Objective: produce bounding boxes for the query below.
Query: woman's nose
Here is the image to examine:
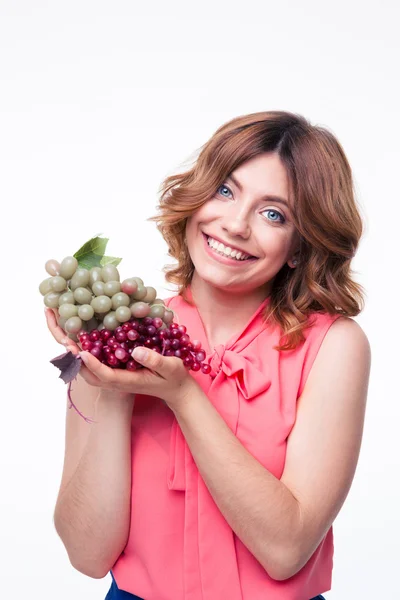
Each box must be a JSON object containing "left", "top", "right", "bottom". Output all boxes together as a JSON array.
[{"left": 222, "top": 209, "right": 251, "bottom": 239}]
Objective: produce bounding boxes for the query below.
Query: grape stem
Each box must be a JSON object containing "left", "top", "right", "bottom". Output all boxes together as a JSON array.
[{"left": 67, "top": 380, "right": 96, "bottom": 424}]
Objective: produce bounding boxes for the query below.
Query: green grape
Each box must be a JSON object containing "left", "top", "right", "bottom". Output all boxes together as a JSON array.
[
  {"left": 149, "top": 304, "right": 165, "bottom": 319},
  {"left": 91, "top": 295, "right": 112, "bottom": 313},
  {"left": 89, "top": 267, "right": 103, "bottom": 285},
  {"left": 97, "top": 322, "right": 106, "bottom": 331},
  {"left": 132, "top": 277, "right": 144, "bottom": 286},
  {"left": 45, "top": 259, "right": 60, "bottom": 276},
  {"left": 152, "top": 298, "right": 165, "bottom": 306},
  {"left": 163, "top": 308, "right": 174, "bottom": 324},
  {"left": 104, "top": 280, "right": 121, "bottom": 297},
  {"left": 70, "top": 268, "right": 90, "bottom": 290},
  {"left": 132, "top": 285, "right": 147, "bottom": 300},
  {"left": 92, "top": 281, "right": 105, "bottom": 296},
  {"left": 143, "top": 286, "right": 157, "bottom": 304},
  {"left": 58, "top": 291, "right": 75, "bottom": 306},
  {"left": 39, "top": 277, "right": 53, "bottom": 296},
  {"left": 65, "top": 316, "right": 82, "bottom": 334},
  {"left": 115, "top": 306, "right": 132, "bottom": 323},
  {"left": 74, "top": 287, "right": 93, "bottom": 305},
  {"left": 78, "top": 304, "right": 95, "bottom": 321},
  {"left": 101, "top": 264, "right": 120, "bottom": 283},
  {"left": 58, "top": 316, "right": 67, "bottom": 330},
  {"left": 59, "top": 256, "right": 78, "bottom": 280},
  {"left": 103, "top": 311, "right": 119, "bottom": 330},
  {"left": 111, "top": 292, "right": 130, "bottom": 309},
  {"left": 59, "top": 303, "right": 79, "bottom": 319},
  {"left": 130, "top": 302, "right": 151, "bottom": 318},
  {"left": 50, "top": 276, "right": 67, "bottom": 293},
  {"left": 44, "top": 292, "right": 61, "bottom": 308}
]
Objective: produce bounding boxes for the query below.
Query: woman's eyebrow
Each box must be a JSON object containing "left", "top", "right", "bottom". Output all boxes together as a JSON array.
[{"left": 227, "top": 174, "right": 290, "bottom": 209}]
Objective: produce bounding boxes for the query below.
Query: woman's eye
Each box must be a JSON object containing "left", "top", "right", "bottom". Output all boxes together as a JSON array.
[
  {"left": 262, "top": 209, "right": 286, "bottom": 224},
  {"left": 217, "top": 184, "right": 233, "bottom": 198}
]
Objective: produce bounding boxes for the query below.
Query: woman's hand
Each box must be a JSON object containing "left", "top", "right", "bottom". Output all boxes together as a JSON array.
[
  {"left": 45, "top": 307, "right": 80, "bottom": 355},
  {"left": 78, "top": 346, "right": 197, "bottom": 409},
  {"left": 45, "top": 308, "right": 134, "bottom": 406}
]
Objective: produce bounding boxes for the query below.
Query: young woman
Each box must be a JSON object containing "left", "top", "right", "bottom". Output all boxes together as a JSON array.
[{"left": 46, "top": 110, "right": 371, "bottom": 600}]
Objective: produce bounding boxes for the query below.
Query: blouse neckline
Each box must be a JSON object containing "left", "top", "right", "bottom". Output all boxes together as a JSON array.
[{"left": 182, "top": 284, "right": 271, "bottom": 356}]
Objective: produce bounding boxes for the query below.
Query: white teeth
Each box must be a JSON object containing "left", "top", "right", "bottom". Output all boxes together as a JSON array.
[{"left": 206, "top": 236, "right": 251, "bottom": 260}]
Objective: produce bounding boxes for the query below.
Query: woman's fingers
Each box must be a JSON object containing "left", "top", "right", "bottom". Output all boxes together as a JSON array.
[
  {"left": 44, "top": 308, "right": 64, "bottom": 342},
  {"left": 64, "top": 341, "right": 80, "bottom": 355},
  {"left": 78, "top": 364, "right": 103, "bottom": 387},
  {"left": 44, "top": 308, "right": 80, "bottom": 353}
]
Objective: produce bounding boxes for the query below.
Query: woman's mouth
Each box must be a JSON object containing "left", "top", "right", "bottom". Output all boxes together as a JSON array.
[{"left": 202, "top": 233, "right": 258, "bottom": 266}]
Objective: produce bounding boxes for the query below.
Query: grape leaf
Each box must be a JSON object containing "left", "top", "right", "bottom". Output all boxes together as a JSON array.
[
  {"left": 73, "top": 235, "right": 122, "bottom": 269},
  {"left": 50, "top": 351, "right": 82, "bottom": 384},
  {"left": 74, "top": 235, "right": 108, "bottom": 259},
  {"left": 101, "top": 255, "right": 122, "bottom": 267}
]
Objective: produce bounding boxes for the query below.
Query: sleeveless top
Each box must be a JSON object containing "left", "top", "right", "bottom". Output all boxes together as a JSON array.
[{"left": 111, "top": 287, "right": 342, "bottom": 600}]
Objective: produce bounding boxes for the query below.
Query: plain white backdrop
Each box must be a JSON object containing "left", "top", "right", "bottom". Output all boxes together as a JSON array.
[{"left": 0, "top": 1, "right": 399, "bottom": 598}]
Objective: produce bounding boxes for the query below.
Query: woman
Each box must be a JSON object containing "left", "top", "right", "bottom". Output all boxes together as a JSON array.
[{"left": 46, "top": 110, "right": 371, "bottom": 600}]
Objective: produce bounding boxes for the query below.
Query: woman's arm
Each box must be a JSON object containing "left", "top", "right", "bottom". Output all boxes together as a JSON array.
[
  {"left": 172, "top": 317, "right": 371, "bottom": 581},
  {"left": 54, "top": 376, "right": 135, "bottom": 579}
]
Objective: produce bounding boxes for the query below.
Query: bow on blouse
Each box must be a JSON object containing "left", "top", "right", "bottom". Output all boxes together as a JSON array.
[{"left": 208, "top": 343, "right": 272, "bottom": 398}]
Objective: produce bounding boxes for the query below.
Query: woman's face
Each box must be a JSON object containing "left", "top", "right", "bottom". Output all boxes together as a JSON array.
[{"left": 185, "top": 152, "right": 300, "bottom": 296}]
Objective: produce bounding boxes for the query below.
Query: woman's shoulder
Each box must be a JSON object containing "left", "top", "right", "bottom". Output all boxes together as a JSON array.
[
  {"left": 304, "top": 311, "right": 368, "bottom": 344},
  {"left": 314, "top": 314, "right": 370, "bottom": 355}
]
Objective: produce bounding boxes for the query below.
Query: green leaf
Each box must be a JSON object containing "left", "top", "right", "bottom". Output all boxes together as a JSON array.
[
  {"left": 100, "top": 255, "right": 122, "bottom": 267},
  {"left": 75, "top": 253, "right": 104, "bottom": 269},
  {"left": 74, "top": 235, "right": 108, "bottom": 260},
  {"left": 73, "top": 235, "right": 122, "bottom": 270}
]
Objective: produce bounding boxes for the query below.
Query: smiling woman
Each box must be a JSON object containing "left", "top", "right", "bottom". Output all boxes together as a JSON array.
[
  {"left": 150, "top": 110, "right": 364, "bottom": 351},
  {"left": 49, "top": 111, "right": 370, "bottom": 600}
]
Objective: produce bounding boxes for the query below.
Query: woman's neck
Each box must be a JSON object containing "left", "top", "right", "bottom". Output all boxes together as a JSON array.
[{"left": 189, "top": 274, "right": 271, "bottom": 350}]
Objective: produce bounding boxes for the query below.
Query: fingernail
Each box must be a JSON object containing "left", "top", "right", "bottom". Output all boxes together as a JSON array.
[
  {"left": 61, "top": 338, "right": 68, "bottom": 346},
  {"left": 132, "top": 347, "right": 147, "bottom": 361}
]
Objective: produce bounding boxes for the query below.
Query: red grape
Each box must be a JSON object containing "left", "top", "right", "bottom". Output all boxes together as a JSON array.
[{"left": 74, "top": 314, "right": 210, "bottom": 376}]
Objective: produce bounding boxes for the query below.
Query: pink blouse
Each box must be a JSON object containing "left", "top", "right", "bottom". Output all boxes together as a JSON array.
[{"left": 111, "top": 287, "right": 341, "bottom": 599}]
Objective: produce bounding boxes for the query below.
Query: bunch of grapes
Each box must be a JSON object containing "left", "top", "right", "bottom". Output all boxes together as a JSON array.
[{"left": 40, "top": 256, "right": 211, "bottom": 374}]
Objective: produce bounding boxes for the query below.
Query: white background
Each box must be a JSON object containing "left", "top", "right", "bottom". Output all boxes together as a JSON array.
[{"left": 0, "top": 1, "right": 399, "bottom": 598}]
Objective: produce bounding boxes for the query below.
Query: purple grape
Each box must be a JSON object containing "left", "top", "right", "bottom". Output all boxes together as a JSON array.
[
  {"left": 90, "top": 346, "right": 103, "bottom": 359},
  {"left": 115, "top": 330, "right": 128, "bottom": 342}
]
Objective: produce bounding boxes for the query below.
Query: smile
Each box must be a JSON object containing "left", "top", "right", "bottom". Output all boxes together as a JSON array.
[{"left": 202, "top": 233, "right": 258, "bottom": 265}]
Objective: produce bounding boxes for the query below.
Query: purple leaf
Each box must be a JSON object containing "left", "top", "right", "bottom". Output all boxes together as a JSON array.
[
  {"left": 50, "top": 351, "right": 82, "bottom": 384},
  {"left": 50, "top": 351, "right": 95, "bottom": 423}
]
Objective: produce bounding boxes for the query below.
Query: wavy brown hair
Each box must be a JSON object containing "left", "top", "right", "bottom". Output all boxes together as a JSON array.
[{"left": 148, "top": 110, "right": 366, "bottom": 351}]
